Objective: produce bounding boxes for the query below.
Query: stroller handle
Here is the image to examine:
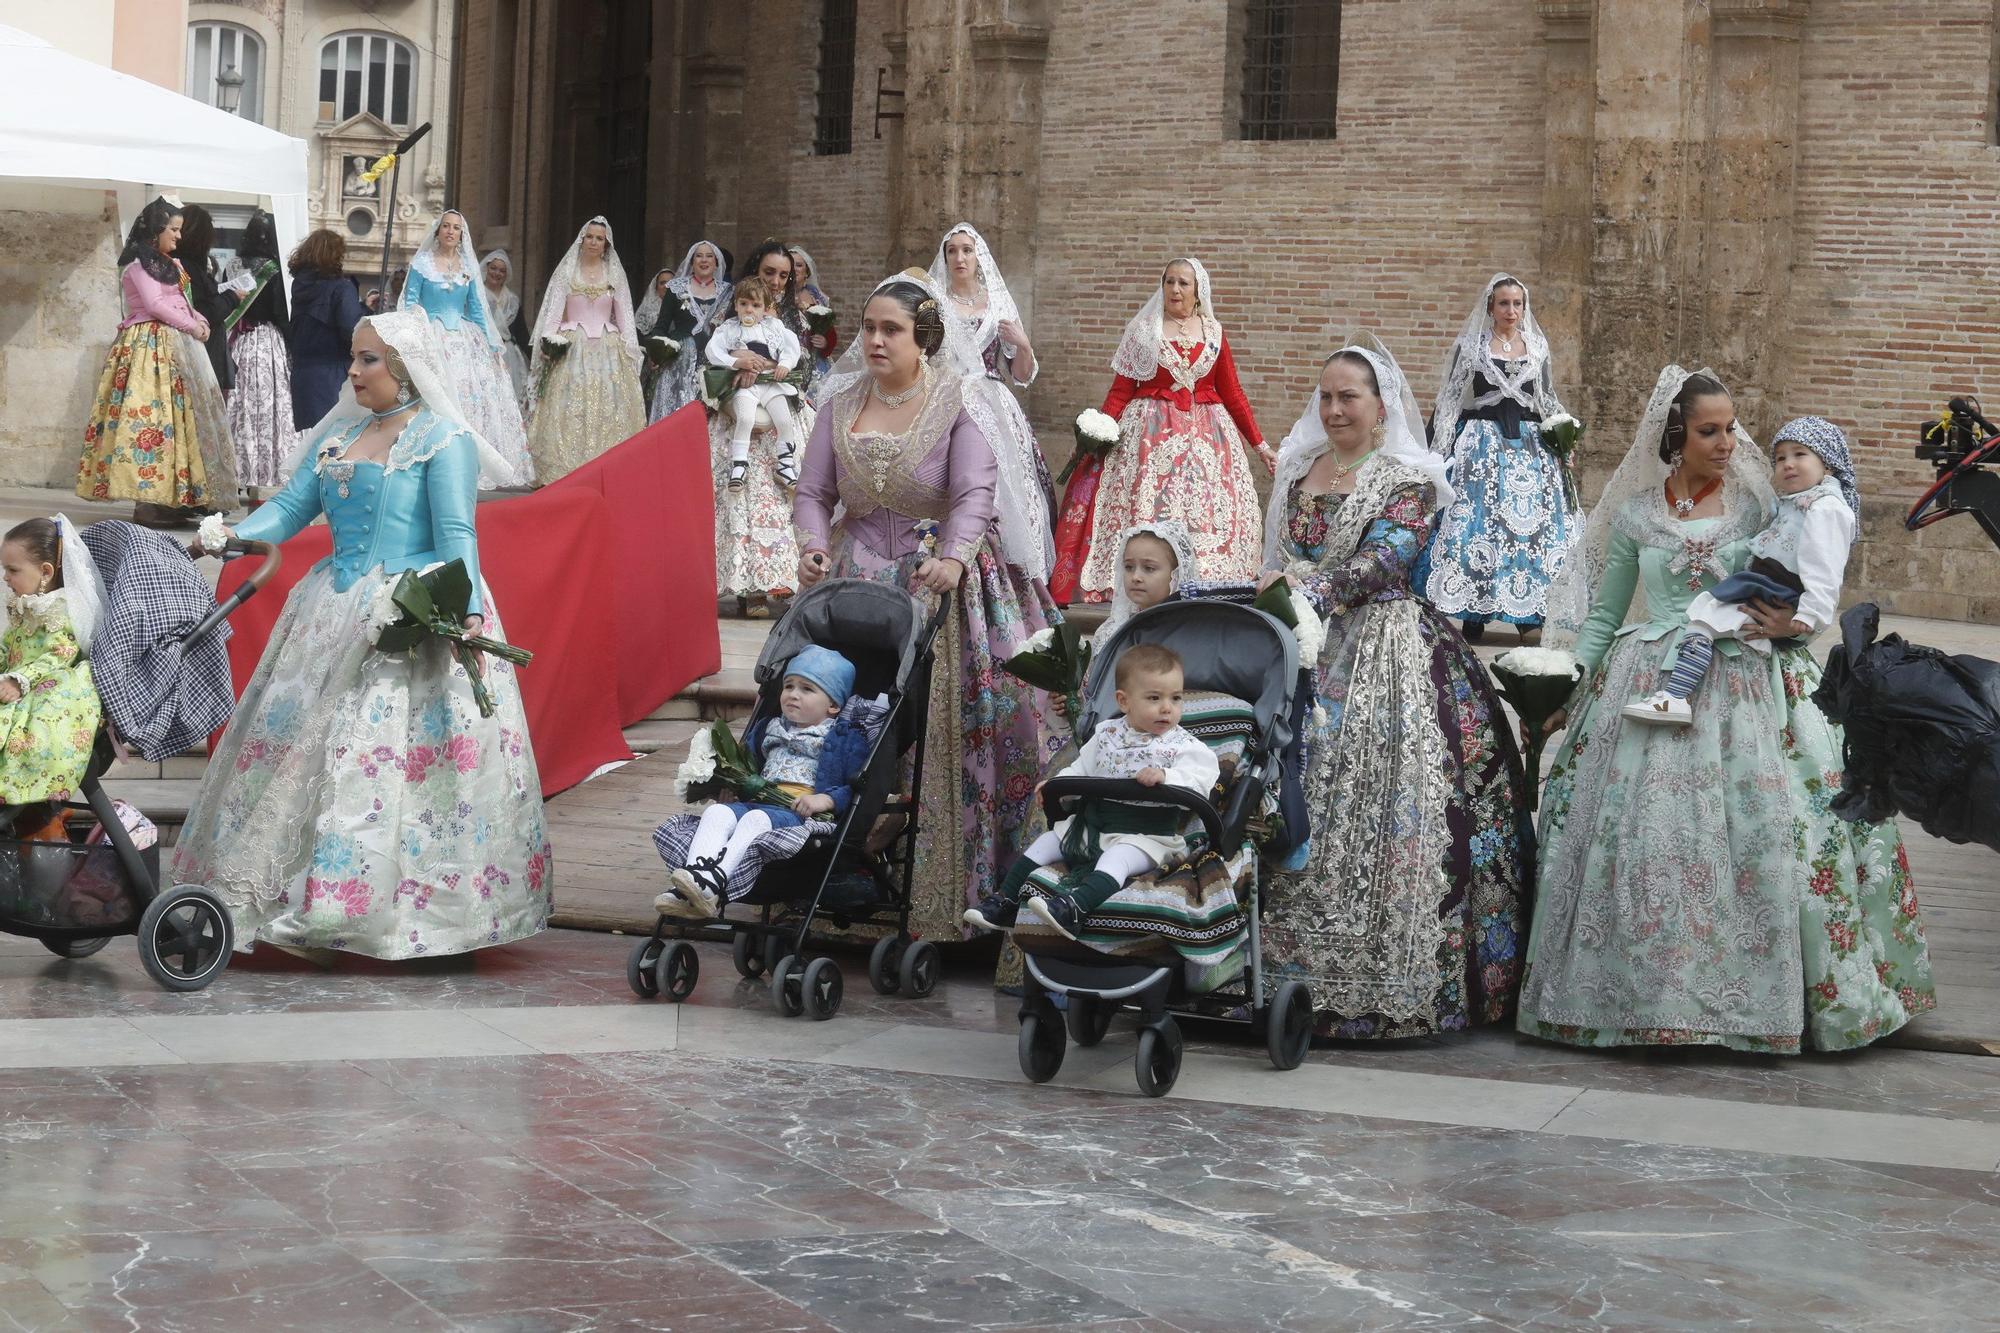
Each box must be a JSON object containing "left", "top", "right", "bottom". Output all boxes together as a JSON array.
[
  {"left": 183, "top": 539, "right": 283, "bottom": 645},
  {"left": 1039, "top": 776, "right": 1227, "bottom": 854}
]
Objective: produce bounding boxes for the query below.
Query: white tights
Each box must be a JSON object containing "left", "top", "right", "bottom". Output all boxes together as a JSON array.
[
  {"left": 728, "top": 388, "right": 799, "bottom": 461},
  {"left": 685, "top": 805, "right": 774, "bottom": 879},
  {"left": 1020, "top": 830, "right": 1157, "bottom": 890}
]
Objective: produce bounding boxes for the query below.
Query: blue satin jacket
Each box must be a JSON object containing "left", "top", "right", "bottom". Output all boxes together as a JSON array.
[
  {"left": 234, "top": 407, "right": 486, "bottom": 614},
  {"left": 404, "top": 268, "right": 490, "bottom": 338}
]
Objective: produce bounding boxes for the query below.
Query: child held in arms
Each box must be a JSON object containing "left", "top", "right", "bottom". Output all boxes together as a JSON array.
[
  {"left": 657, "top": 646, "right": 870, "bottom": 918},
  {"left": 706, "top": 279, "right": 805, "bottom": 490},
  {"left": 967, "top": 642, "right": 1218, "bottom": 940},
  {"left": 1626, "top": 416, "right": 1858, "bottom": 727}
]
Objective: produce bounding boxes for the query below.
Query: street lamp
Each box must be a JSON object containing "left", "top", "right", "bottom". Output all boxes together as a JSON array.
[{"left": 215, "top": 61, "right": 245, "bottom": 116}]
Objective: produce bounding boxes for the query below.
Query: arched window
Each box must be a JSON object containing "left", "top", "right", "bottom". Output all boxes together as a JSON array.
[
  {"left": 186, "top": 21, "right": 264, "bottom": 122},
  {"left": 319, "top": 31, "right": 417, "bottom": 127}
]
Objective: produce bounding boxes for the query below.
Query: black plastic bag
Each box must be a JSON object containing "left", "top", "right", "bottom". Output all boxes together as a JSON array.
[{"left": 1811, "top": 603, "right": 2000, "bottom": 851}]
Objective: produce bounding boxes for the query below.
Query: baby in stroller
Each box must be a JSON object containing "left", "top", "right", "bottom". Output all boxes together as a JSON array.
[
  {"left": 0, "top": 517, "right": 104, "bottom": 838},
  {"left": 656, "top": 645, "right": 870, "bottom": 918},
  {"left": 967, "top": 643, "right": 1218, "bottom": 939}
]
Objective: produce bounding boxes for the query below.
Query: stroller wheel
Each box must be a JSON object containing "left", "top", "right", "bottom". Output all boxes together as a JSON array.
[
  {"left": 898, "top": 939, "right": 940, "bottom": 999},
  {"left": 770, "top": 954, "right": 804, "bottom": 1017},
  {"left": 1265, "top": 980, "right": 1314, "bottom": 1071},
  {"left": 867, "top": 935, "right": 904, "bottom": 995},
  {"left": 655, "top": 941, "right": 700, "bottom": 1002},
  {"left": 1134, "top": 1019, "right": 1183, "bottom": 1098},
  {"left": 801, "top": 956, "right": 844, "bottom": 1021},
  {"left": 1065, "top": 994, "right": 1114, "bottom": 1048},
  {"left": 1018, "top": 1011, "right": 1066, "bottom": 1083},
  {"left": 762, "top": 932, "right": 788, "bottom": 974},
  {"left": 137, "top": 885, "right": 234, "bottom": 992},
  {"left": 627, "top": 937, "right": 665, "bottom": 998},
  {"left": 43, "top": 936, "right": 111, "bottom": 959},
  {"left": 732, "top": 931, "right": 767, "bottom": 979}
]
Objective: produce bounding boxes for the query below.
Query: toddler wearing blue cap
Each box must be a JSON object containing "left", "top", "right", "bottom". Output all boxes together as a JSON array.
[{"left": 659, "top": 645, "right": 870, "bottom": 917}]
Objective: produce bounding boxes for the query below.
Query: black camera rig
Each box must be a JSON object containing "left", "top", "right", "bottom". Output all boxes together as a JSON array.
[{"left": 1910, "top": 396, "right": 2000, "bottom": 548}]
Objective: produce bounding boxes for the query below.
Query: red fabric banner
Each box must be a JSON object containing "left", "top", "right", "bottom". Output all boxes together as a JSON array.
[{"left": 546, "top": 403, "right": 720, "bottom": 724}]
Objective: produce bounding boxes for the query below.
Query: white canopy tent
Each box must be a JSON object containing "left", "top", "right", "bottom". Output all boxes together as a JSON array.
[{"left": 0, "top": 23, "right": 309, "bottom": 293}]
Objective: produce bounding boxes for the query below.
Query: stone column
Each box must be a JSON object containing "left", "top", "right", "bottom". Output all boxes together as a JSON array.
[
  {"left": 1701, "top": 0, "right": 1809, "bottom": 440},
  {"left": 1536, "top": 2, "right": 1594, "bottom": 443}
]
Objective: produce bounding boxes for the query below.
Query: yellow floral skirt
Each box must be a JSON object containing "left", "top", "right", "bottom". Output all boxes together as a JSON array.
[{"left": 76, "top": 321, "right": 212, "bottom": 508}]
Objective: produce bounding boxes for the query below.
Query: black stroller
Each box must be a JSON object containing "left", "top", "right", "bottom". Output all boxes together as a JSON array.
[
  {"left": 1009, "top": 599, "right": 1313, "bottom": 1097},
  {"left": 629, "top": 578, "right": 949, "bottom": 1020},
  {"left": 0, "top": 525, "right": 279, "bottom": 991}
]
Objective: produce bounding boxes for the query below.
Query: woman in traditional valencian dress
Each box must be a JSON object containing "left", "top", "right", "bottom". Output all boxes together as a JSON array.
[
  {"left": 402, "top": 209, "right": 532, "bottom": 487},
  {"left": 176, "top": 311, "right": 550, "bottom": 960},
  {"left": 1050, "top": 258, "right": 1270, "bottom": 604},
  {"left": 480, "top": 249, "right": 532, "bottom": 406},
  {"left": 1423, "top": 274, "right": 1579, "bottom": 642},
  {"left": 646, "top": 240, "right": 733, "bottom": 423},
  {"left": 1519, "top": 367, "right": 1933, "bottom": 1052},
  {"left": 223, "top": 209, "right": 295, "bottom": 494},
  {"left": 1261, "top": 340, "right": 1534, "bottom": 1038},
  {"left": 78, "top": 196, "right": 230, "bottom": 527},
  {"left": 929, "top": 222, "right": 1056, "bottom": 584},
  {"left": 794, "top": 271, "right": 1055, "bottom": 936},
  {"left": 525, "top": 216, "right": 646, "bottom": 482}
]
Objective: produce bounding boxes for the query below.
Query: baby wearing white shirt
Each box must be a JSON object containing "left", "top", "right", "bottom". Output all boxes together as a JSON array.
[
  {"left": 707, "top": 283, "right": 804, "bottom": 487},
  {"left": 965, "top": 643, "right": 1221, "bottom": 940},
  {"left": 1627, "top": 416, "right": 1859, "bottom": 727}
]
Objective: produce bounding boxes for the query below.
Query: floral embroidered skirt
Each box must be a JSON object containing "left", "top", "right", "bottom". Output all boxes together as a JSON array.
[
  {"left": 170, "top": 565, "right": 552, "bottom": 959},
  {"left": 1052, "top": 400, "right": 1262, "bottom": 604},
  {"left": 1265, "top": 597, "right": 1533, "bottom": 1038},
  {"left": 527, "top": 334, "right": 644, "bottom": 483},
  {"left": 1520, "top": 632, "right": 1810, "bottom": 1051},
  {"left": 1422, "top": 420, "right": 1579, "bottom": 625},
  {"left": 77, "top": 321, "right": 218, "bottom": 509},
  {"left": 1776, "top": 649, "right": 1935, "bottom": 1050},
  {"left": 0, "top": 663, "right": 99, "bottom": 805},
  {"left": 436, "top": 320, "right": 532, "bottom": 487},
  {"left": 711, "top": 406, "right": 807, "bottom": 599},
  {"left": 828, "top": 535, "right": 1059, "bottom": 936},
  {"left": 226, "top": 322, "right": 296, "bottom": 489}
]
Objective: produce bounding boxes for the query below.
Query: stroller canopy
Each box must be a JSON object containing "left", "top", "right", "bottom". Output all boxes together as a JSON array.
[
  {"left": 1080, "top": 601, "right": 1299, "bottom": 748},
  {"left": 754, "top": 579, "right": 926, "bottom": 699},
  {"left": 79, "top": 522, "right": 235, "bottom": 762}
]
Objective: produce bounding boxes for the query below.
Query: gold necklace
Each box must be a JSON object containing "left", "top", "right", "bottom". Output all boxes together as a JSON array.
[{"left": 1325, "top": 448, "right": 1375, "bottom": 484}]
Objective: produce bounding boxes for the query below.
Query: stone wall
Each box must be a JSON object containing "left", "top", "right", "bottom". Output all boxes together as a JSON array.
[
  {"left": 449, "top": 0, "right": 2000, "bottom": 619},
  {"left": 0, "top": 189, "right": 124, "bottom": 489}
]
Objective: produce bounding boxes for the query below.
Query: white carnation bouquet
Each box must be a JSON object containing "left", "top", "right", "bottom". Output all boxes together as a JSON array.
[
  {"left": 1058, "top": 408, "right": 1122, "bottom": 485},
  {"left": 1490, "top": 645, "right": 1584, "bottom": 811},
  {"left": 197, "top": 513, "right": 231, "bottom": 556},
  {"left": 1539, "top": 413, "right": 1583, "bottom": 509},
  {"left": 1000, "top": 615, "right": 1090, "bottom": 722},
  {"left": 803, "top": 303, "right": 835, "bottom": 338},
  {"left": 1251, "top": 578, "right": 1326, "bottom": 664}
]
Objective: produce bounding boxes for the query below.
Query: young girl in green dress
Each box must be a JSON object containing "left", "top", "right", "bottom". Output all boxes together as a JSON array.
[{"left": 0, "top": 517, "right": 103, "bottom": 821}]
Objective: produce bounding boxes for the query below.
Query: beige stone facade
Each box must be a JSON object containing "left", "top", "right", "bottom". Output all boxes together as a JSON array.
[{"left": 455, "top": 0, "right": 2000, "bottom": 620}]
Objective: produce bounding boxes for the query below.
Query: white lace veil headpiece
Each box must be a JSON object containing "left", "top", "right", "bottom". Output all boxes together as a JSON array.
[
  {"left": 787, "top": 245, "right": 827, "bottom": 304},
  {"left": 634, "top": 265, "right": 673, "bottom": 333},
  {"left": 818, "top": 269, "right": 1049, "bottom": 579},
  {"left": 1431, "top": 272, "right": 1559, "bottom": 456},
  {"left": 52, "top": 514, "right": 105, "bottom": 658},
  {"left": 1110, "top": 258, "right": 1221, "bottom": 383},
  {"left": 527, "top": 216, "right": 642, "bottom": 407},
  {"left": 667, "top": 241, "right": 728, "bottom": 300},
  {"left": 1265, "top": 336, "right": 1454, "bottom": 568},
  {"left": 291, "top": 309, "right": 518, "bottom": 486},
  {"left": 404, "top": 209, "right": 501, "bottom": 349},
  {"left": 928, "top": 223, "right": 1028, "bottom": 382},
  {"left": 1094, "top": 520, "right": 1198, "bottom": 643},
  {"left": 1542, "top": 364, "right": 1773, "bottom": 647},
  {"left": 479, "top": 249, "right": 521, "bottom": 331}
]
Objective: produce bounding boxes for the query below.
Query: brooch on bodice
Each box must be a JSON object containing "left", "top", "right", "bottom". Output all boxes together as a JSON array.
[
  {"left": 1668, "top": 535, "right": 1726, "bottom": 592},
  {"left": 323, "top": 458, "right": 357, "bottom": 500}
]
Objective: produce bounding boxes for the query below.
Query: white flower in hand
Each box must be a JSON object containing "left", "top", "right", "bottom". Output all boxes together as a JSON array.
[
  {"left": 366, "top": 580, "right": 405, "bottom": 644},
  {"left": 197, "top": 513, "right": 231, "bottom": 555},
  {"left": 673, "top": 726, "right": 719, "bottom": 802},
  {"left": 1076, "top": 409, "right": 1120, "bottom": 444},
  {"left": 1019, "top": 626, "right": 1056, "bottom": 655}
]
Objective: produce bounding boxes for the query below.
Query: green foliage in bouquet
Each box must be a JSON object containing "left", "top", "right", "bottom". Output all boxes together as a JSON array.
[
  {"left": 1001, "top": 618, "right": 1091, "bottom": 722},
  {"left": 371, "top": 559, "right": 534, "bottom": 719}
]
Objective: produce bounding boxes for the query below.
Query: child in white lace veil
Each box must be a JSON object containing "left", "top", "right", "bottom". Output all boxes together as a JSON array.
[{"left": 1094, "top": 521, "right": 1198, "bottom": 643}]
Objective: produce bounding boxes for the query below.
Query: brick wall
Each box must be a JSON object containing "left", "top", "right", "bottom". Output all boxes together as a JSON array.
[{"left": 1788, "top": 0, "right": 2000, "bottom": 620}]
